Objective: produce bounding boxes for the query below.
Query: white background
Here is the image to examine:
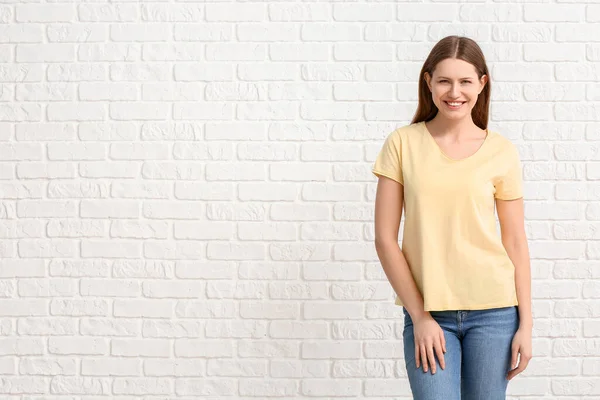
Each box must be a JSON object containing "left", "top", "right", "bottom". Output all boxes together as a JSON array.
[{"left": 0, "top": 0, "right": 599, "bottom": 398}]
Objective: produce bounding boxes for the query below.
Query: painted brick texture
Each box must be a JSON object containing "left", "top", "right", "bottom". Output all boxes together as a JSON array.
[{"left": 0, "top": 1, "right": 598, "bottom": 399}]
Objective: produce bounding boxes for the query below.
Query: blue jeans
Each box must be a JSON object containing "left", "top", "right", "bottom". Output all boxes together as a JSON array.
[{"left": 402, "top": 306, "right": 519, "bottom": 400}]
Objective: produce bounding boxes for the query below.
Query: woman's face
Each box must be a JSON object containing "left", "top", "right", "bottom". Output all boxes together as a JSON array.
[{"left": 424, "top": 58, "right": 487, "bottom": 120}]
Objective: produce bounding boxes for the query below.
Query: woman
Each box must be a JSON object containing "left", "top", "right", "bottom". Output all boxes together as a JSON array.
[{"left": 372, "top": 36, "right": 533, "bottom": 399}]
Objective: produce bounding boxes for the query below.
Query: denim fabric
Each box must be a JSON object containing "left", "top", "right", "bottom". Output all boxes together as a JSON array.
[{"left": 402, "top": 306, "right": 520, "bottom": 400}]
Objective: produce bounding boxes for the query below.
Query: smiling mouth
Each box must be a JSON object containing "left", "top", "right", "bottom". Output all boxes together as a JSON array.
[{"left": 444, "top": 101, "right": 466, "bottom": 108}]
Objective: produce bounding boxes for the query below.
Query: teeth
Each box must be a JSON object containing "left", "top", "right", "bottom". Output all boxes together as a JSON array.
[{"left": 447, "top": 102, "right": 463, "bottom": 106}]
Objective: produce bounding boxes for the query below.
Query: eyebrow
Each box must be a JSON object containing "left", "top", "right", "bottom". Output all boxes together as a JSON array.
[{"left": 437, "top": 76, "right": 473, "bottom": 80}]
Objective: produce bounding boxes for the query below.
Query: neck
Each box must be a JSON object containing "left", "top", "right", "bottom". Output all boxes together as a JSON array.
[{"left": 426, "top": 116, "right": 481, "bottom": 139}]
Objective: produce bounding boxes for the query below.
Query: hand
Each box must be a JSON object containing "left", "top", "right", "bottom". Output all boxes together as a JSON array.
[
  {"left": 412, "top": 315, "right": 446, "bottom": 374},
  {"left": 506, "top": 326, "right": 532, "bottom": 381}
]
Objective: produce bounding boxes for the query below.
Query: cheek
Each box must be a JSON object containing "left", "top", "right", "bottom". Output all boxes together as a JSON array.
[
  {"left": 467, "top": 86, "right": 480, "bottom": 96},
  {"left": 432, "top": 88, "right": 444, "bottom": 99}
]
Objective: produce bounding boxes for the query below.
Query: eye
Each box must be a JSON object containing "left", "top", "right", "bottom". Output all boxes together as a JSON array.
[{"left": 439, "top": 80, "right": 472, "bottom": 84}]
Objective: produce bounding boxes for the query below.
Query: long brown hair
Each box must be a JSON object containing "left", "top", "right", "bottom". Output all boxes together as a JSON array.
[{"left": 411, "top": 36, "right": 491, "bottom": 130}]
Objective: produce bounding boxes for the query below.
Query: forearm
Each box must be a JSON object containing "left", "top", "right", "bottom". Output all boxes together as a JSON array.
[
  {"left": 375, "top": 239, "right": 430, "bottom": 323},
  {"left": 504, "top": 241, "right": 533, "bottom": 328}
]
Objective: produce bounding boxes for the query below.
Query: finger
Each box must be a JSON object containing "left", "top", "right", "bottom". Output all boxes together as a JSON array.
[
  {"left": 507, "top": 352, "right": 518, "bottom": 380},
  {"left": 441, "top": 332, "right": 446, "bottom": 353},
  {"left": 420, "top": 344, "right": 428, "bottom": 372},
  {"left": 507, "top": 357, "right": 530, "bottom": 380},
  {"left": 507, "top": 365, "right": 525, "bottom": 380},
  {"left": 510, "top": 350, "right": 519, "bottom": 370},
  {"left": 507, "top": 368, "right": 517, "bottom": 380},
  {"left": 435, "top": 340, "right": 445, "bottom": 370},
  {"left": 427, "top": 344, "right": 436, "bottom": 374},
  {"left": 415, "top": 345, "right": 420, "bottom": 369}
]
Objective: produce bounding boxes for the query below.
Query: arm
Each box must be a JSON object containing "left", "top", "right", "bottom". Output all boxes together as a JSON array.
[
  {"left": 374, "top": 175, "right": 430, "bottom": 323},
  {"left": 496, "top": 197, "right": 532, "bottom": 328}
]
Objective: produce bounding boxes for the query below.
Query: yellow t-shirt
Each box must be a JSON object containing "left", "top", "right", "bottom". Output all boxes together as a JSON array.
[{"left": 372, "top": 121, "right": 523, "bottom": 312}]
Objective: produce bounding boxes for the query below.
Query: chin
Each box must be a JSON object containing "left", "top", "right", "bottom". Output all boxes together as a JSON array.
[{"left": 441, "top": 110, "right": 466, "bottom": 118}]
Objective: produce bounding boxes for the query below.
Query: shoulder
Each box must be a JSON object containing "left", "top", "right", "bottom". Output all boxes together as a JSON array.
[
  {"left": 397, "top": 122, "right": 423, "bottom": 136},
  {"left": 487, "top": 129, "right": 519, "bottom": 153},
  {"left": 385, "top": 122, "right": 423, "bottom": 142}
]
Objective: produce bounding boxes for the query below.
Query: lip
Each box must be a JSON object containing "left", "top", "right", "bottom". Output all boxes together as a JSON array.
[{"left": 444, "top": 101, "right": 466, "bottom": 109}]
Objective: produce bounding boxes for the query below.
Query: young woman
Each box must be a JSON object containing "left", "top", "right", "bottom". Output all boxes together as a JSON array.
[{"left": 372, "top": 36, "right": 533, "bottom": 399}]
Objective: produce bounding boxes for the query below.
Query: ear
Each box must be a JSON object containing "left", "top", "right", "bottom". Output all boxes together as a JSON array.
[
  {"left": 479, "top": 74, "right": 488, "bottom": 92},
  {"left": 424, "top": 72, "right": 431, "bottom": 91}
]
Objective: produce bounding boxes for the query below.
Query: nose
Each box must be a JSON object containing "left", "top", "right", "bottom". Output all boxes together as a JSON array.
[{"left": 449, "top": 83, "right": 461, "bottom": 98}]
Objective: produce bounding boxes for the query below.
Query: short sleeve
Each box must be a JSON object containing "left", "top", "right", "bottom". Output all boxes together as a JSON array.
[
  {"left": 494, "top": 143, "right": 523, "bottom": 200},
  {"left": 372, "top": 130, "right": 403, "bottom": 185}
]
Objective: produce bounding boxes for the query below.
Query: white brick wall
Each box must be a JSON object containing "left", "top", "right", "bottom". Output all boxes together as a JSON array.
[{"left": 0, "top": 0, "right": 598, "bottom": 398}]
